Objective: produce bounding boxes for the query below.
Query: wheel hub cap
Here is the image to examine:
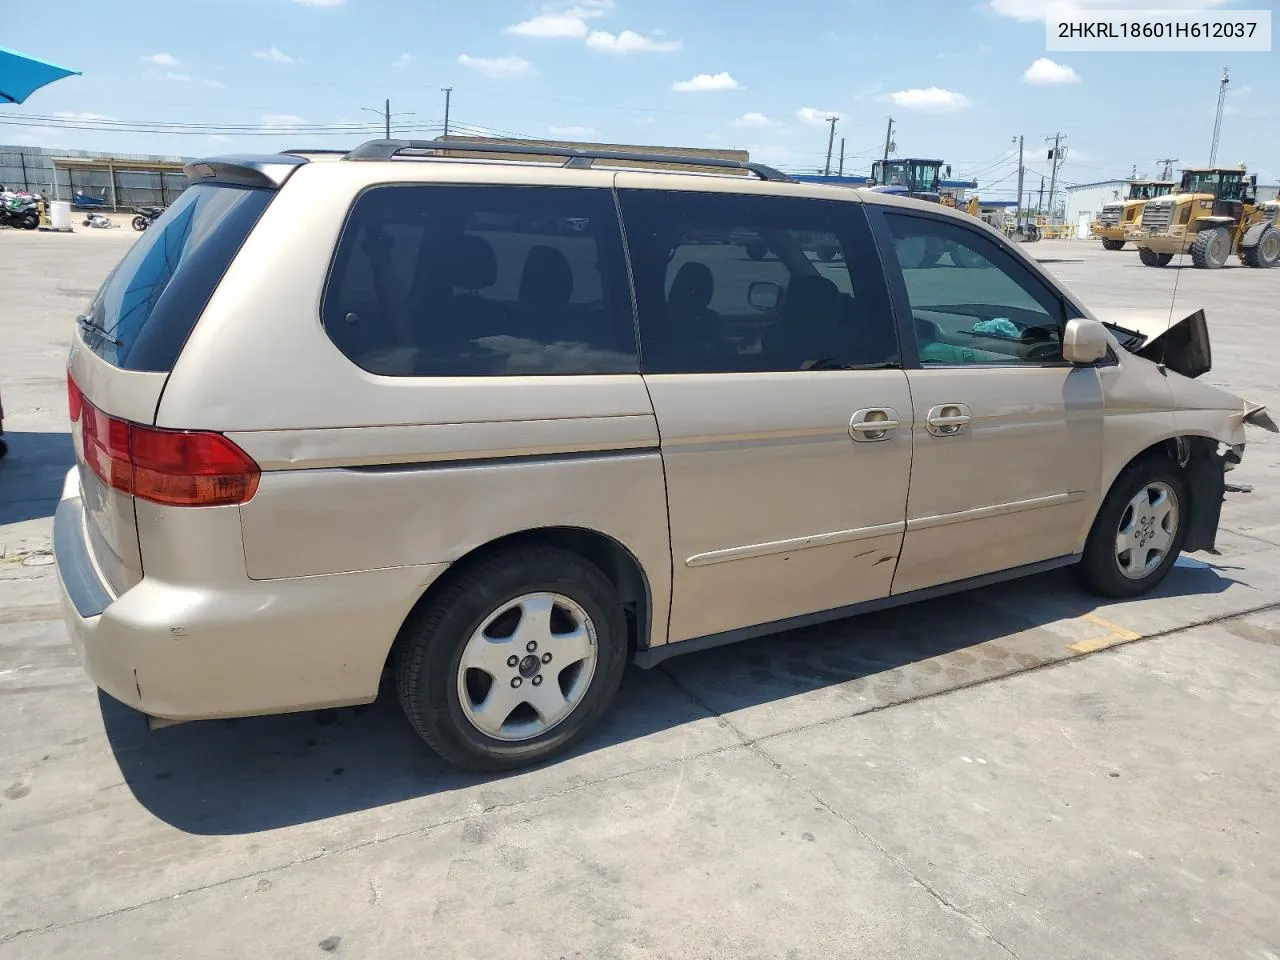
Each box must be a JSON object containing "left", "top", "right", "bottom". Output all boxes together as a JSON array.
[
  {"left": 456, "top": 592, "right": 598, "bottom": 742},
  {"left": 1114, "top": 482, "right": 1179, "bottom": 580}
]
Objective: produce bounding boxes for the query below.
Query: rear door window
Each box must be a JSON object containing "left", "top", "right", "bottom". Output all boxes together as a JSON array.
[
  {"left": 82, "top": 184, "right": 273, "bottom": 372},
  {"left": 322, "top": 185, "right": 637, "bottom": 376},
  {"left": 618, "top": 190, "right": 899, "bottom": 374}
]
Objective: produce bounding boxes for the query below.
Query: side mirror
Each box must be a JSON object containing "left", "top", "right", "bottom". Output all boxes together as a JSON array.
[
  {"left": 1062, "top": 317, "right": 1108, "bottom": 365},
  {"left": 945, "top": 165, "right": 952, "bottom": 178},
  {"left": 748, "top": 280, "right": 782, "bottom": 311}
]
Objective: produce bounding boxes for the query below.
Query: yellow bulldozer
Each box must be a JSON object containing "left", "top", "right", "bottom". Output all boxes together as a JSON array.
[
  {"left": 1132, "top": 166, "right": 1280, "bottom": 269},
  {"left": 1090, "top": 180, "right": 1175, "bottom": 250}
]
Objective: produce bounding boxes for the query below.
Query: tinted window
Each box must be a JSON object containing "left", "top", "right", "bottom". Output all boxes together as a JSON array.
[
  {"left": 882, "top": 212, "right": 1066, "bottom": 366},
  {"left": 619, "top": 190, "right": 898, "bottom": 374},
  {"left": 82, "top": 184, "right": 272, "bottom": 372},
  {"left": 322, "top": 185, "right": 636, "bottom": 376}
]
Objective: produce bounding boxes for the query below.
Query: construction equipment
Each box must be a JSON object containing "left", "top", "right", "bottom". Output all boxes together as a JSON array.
[
  {"left": 866, "top": 158, "right": 949, "bottom": 202},
  {"left": 1091, "top": 180, "right": 1176, "bottom": 250},
  {"left": 1135, "top": 166, "right": 1280, "bottom": 269}
]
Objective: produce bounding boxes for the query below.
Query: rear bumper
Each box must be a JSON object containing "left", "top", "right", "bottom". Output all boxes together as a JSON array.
[{"left": 53, "top": 469, "right": 448, "bottom": 721}]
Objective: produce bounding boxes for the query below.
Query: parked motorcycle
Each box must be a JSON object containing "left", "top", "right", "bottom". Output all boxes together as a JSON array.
[
  {"left": 0, "top": 191, "right": 40, "bottom": 230},
  {"left": 131, "top": 205, "right": 164, "bottom": 231}
]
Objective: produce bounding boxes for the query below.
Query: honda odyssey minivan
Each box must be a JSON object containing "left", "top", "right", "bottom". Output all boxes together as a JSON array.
[{"left": 53, "top": 139, "right": 1275, "bottom": 770}]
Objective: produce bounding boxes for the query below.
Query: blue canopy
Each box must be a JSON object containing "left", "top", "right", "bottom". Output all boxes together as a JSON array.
[{"left": 0, "top": 45, "right": 80, "bottom": 104}]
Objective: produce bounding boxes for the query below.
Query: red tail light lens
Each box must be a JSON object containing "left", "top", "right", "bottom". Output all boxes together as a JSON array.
[
  {"left": 67, "top": 372, "right": 83, "bottom": 423},
  {"left": 71, "top": 374, "right": 259, "bottom": 507},
  {"left": 130, "top": 427, "right": 260, "bottom": 507}
]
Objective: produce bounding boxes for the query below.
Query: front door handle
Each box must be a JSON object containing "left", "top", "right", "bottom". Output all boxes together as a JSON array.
[
  {"left": 849, "top": 407, "right": 901, "bottom": 442},
  {"left": 926, "top": 403, "right": 972, "bottom": 437}
]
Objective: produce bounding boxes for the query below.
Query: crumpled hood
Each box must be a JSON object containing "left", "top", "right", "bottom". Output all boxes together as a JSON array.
[{"left": 1093, "top": 307, "right": 1278, "bottom": 433}]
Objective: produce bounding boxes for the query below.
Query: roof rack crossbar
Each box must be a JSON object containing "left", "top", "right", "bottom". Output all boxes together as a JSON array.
[{"left": 342, "top": 138, "right": 795, "bottom": 183}]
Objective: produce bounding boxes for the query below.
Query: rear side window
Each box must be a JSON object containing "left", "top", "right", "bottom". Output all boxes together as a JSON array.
[
  {"left": 83, "top": 184, "right": 272, "bottom": 372},
  {"left": 322, "top": 185, "right": 637, "bottom": 376}
]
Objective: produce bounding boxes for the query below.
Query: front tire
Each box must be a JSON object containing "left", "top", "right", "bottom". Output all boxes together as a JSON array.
[
  {"left": 1190, "top": 226, "right": 1231, "bottom": 269},
  {"left": 1075, "top": 457, "right": 1188, "bottom": 599},
  {"left": 1101, "top": 237, "right": 1125, "bottom": 251},
  {"left": 1137, "top": 247, "right": 1173, "bottom": 267},
  {"left": 131, "top": 216, "right": 148, "bottom": 232},
  {"left": 395, "top": 546, "right": 628, "bottom": 772}
]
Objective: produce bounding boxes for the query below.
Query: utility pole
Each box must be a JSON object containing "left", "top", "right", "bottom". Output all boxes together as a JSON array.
[
  {"left": 882, "top": 116, "right": 895, "bottom": 161},
  {"left": 1045, "top": 132, "right": 1066, "bottom": 221},
  {"left": 1209, "top": 67, "right": 1229, "bottom": 165},
  {"left": 1013, "top": 135, "right": 1025, "bottom": 228},
  {"left": 441, "top": 87, "right": 453, "bottom": 138},
  {"left": 838, "top": 137, "right": 846, "bottom": 177},
  {"left": 1038, "top": 176, "right": 1046, "bottom": 214},
  {"left": 1156, "top": 157, "right": 1179, "bottom": 180},
  {"left": 823, "top": 116, "right": 838, "bottom": 176},
  {"left": 362, "top": 99, "right": 401, "bottom": 138}
]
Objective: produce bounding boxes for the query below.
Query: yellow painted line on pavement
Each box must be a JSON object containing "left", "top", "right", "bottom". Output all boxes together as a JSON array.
[{"left": 1068, "top": 613, "right": 1144, "bottom": 654}]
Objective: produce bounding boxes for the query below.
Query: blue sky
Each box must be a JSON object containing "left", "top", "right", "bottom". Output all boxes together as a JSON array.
[{"left": 4, "top": 0, "right": 1278, "bottom": 195}]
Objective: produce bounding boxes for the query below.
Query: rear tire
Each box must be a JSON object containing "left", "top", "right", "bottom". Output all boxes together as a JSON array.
[
  {"left": 1075, "top": 456, "right": 1188, "bottom": 599},
  {"left": 1241, "top": 224, "right": 1280, "bottom": 268},
  {"left": 395, "top": 546, "right": 628, "bottom": 772},
  {"left": 1137, "top": 247, "right": 1172, "bottom": 267},
  {"left": 131, "top": 216, "right": 148, "bottom": 232},
  {"left": 1189, "top": 226, "right": 1231, "bottom": 269},
  {"left": 1101, "top": 237, "right": 1125, "bottom": 251}
]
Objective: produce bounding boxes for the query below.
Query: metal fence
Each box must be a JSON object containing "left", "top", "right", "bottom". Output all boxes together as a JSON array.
[{"left": 1, "top": 146, "right": 191, "bottom": 211}]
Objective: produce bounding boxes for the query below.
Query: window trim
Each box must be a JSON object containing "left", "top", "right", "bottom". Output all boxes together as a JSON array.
[
  {"left": 318, "top": 181, "right": 641, "bottom": 378},
  {"left": 616, "top": 188, "right": 902, "bottom": 376},
  {"left": 867, "top": 204, "right": 1085, "bottom": 371}
]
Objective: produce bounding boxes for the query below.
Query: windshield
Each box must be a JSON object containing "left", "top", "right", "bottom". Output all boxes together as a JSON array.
[
  {"left": 81, "top": 183, "right": 272, "bottom": 372},
  {"left": 877, "top": 161, "right": 910, "bottom": 187},
  {"left": 910, "top": 162, "right": 941, "bottom": 193},
  {"left": 1178, "top": 170, "right": 1244, "bottom": 198},
  {"left": 1127, "top": 183, "right": 1172, "bottom": 200}
]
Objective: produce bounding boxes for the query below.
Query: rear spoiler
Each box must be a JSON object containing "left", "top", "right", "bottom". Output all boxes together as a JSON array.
[{"left": 183, "top": 154, "right": 310, "bottom": 190}]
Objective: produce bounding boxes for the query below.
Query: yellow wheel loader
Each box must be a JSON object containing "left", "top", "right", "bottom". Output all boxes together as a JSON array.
[
  {"left": 1135, "top": 167, "right": 1280, "bottom": 269},
  {"left": 1091, "top": 180, "right": 1175, "bottom": 250}
]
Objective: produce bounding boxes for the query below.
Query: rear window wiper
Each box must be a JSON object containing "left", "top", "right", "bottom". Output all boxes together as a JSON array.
[{"left": 77, "top": 314, "right": 122, "bottom": 347}]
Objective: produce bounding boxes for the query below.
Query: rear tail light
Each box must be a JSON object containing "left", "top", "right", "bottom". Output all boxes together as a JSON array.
[
  {"left": 70, "top": 374, "right": 259, "bottom": 507},
  {"left": 67, "top": 371, "right": 83, "bottom": 423}
]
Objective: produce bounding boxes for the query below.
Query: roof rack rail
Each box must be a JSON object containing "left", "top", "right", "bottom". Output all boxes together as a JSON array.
[
  {"left": 280, "top": 147, "right": 349, "bottom": 156},
  {"left": 342, "top": 138, "right": 796, "bottom": 183}
]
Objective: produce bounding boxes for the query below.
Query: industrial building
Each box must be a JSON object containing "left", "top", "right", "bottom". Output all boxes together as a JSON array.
[{"left": 0, "top": 144, "right": 190, "bottom": 210}]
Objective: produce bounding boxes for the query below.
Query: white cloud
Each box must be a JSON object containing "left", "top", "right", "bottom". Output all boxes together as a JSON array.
[
  {"left": 797, "top": 107, "right": 840, "bottom": 125},
  {"left": 1023, "top": 57, "right": 1080, "bottom": 85},
  {"left": 54, "top": 111, "right": 111, "bottom": 121},
  {"left": 881, "top": 87, "right": 972, "bottom": 111},
  {"left": 393, "top": 52, "right": 412, "bottom": 68},
  {"left": 508, "top": 13, "right": 590, "bottom": 37},
  {"left": 209, "top": 134, "right": 232, "bottom": 143},
  {"left": 254, "top": 46, "right": 296, "bottom": 64},
  {"left": 672, "top": 72, "right": 741, "bottom": 93},
  {"left": 457, "top": 54, "right": 536, "bottom": 78},
  {"left": 142, "top": 53, "right": 180, "bottom": 67},
  {"left": 203, "top": 78, "right": 226, "bottom": 88},
  {"left": 730, "top": 111, "right": 773, "bottom": 128},
  {"left": 586, "top": 30, "right": 681, "bottom": 53},
  {"left": 636, "top": 116, "right": 656, "bottom": 125},
  {"left": 260, "top": 114, "right": 305, "bottom": 130},
  {"left": 988, "top": 0, "right": 1227, "bottom": 20},
  {"left": 549, "top": 125, "right": 598, "bottom": 137},
  {"left": 291, "top": 0, "right": 344, "bottom": 6},
  {"left": 505, "top": 0, "right": 612, "bottom": 37},
  {"left": 164, "top": 72, "right": 192, "bottom": 82}
]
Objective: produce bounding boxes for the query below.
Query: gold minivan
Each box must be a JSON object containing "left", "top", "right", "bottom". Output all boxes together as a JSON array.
[{"left": 53, "top": 141, "right": 1275, "bottom": 770}]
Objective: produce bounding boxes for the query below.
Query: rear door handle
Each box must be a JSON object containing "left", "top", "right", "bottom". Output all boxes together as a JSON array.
[
  {"left": 926, "top": 403, "right": 972, "bottom": 437},
  {"left": 849, "top": 407, "right": 901, "bottom": 442}
]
